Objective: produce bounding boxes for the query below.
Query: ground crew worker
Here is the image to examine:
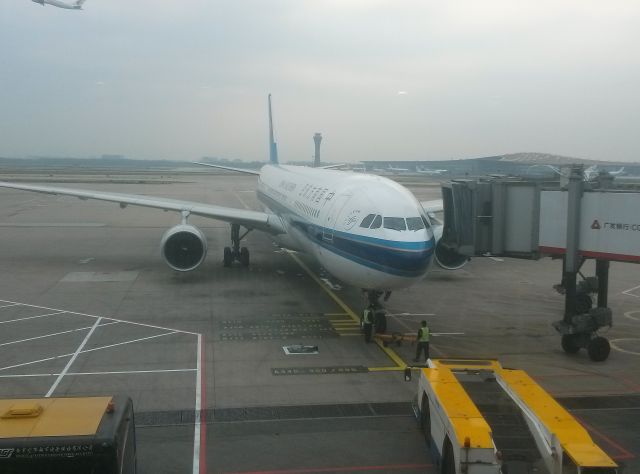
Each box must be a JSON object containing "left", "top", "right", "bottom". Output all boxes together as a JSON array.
[
  {"left": 414, "top": 320, "right": 430, "bottom": 363},
  {"left": 362, "top": 305, "right": 374, "bottom": 343}
]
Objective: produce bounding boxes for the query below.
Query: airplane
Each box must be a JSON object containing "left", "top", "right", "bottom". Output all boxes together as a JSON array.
[
  {"left": 584, "top": 165, "right": 625, "bottom": 180},
  {"left": 416, "top": 166, "right": 447, "bottom": 175},
  {"left": 387, "top": 164, "right": 410, "bottom": 174},
  {"left": 0, "top": 96, "right": 466, "bottom": 318},
  {"left": 32, "top": 0, "right": 87, "bottom": 9}
]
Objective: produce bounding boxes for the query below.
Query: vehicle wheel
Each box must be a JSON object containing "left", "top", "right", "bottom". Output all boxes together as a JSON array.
[
  {"left": 441, "top": 437, "right": 456, "bottom": 474},
  {"left": 223, "top": 247, "right": 233, "bottom": 267},
  {"left": 420, "top": 395, "right": 431, "bottom": 447},
  {"left": 587, "top": 336, "right": 610, "bottom": 362},
  {"left": 575, "top": 294, "right": 593, "bottom": 314},
  {"left": 561, "top": 334, "right": 581, "bottom": 354},
  {"left": 240, "top": 247, "right": 250, "bottom": 266},
  {"left": 374, "top": 313, "right": 387, "bottom": 333}
]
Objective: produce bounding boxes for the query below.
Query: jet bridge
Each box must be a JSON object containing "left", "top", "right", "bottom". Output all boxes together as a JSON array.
[{"left": 439, "top": 167, "right": 640, "bottom": 361}]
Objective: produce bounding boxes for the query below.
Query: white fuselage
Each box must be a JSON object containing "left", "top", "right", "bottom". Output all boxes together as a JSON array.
[{"left": 256, "top": 165, "right": 435, "bottom": 290}]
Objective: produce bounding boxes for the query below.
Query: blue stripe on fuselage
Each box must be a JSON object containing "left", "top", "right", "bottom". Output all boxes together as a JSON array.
[{"left": 257, "top": 189, "right": 434, "bottom": 278}]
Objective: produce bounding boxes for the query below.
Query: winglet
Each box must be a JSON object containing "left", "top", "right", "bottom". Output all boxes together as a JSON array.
[{"left": 268, "top": 94, "right": 279, "bottom": 164}]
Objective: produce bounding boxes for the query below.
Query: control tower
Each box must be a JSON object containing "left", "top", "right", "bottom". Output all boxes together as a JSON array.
[{"left": 313, "top": 133, "right": 322, "bottom": 167}]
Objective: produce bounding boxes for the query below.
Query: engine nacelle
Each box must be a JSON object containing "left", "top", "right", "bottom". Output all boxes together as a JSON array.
[
  {"left": 434, "top": 239, "right": 469, "bottom": 270},
  {"left": 431, "top": 224, "right": 468, "bottom": 270},
  {"left": 160, "top": 224, "right": 207, "bottom": 272}
]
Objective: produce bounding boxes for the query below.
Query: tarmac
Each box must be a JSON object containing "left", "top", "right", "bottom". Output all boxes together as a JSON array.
[{"left": 0, "top": 170, "right": 638, "bottom": 473}]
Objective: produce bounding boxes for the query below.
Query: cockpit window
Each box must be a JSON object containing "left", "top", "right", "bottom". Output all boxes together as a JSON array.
[
  {"left": 383, "top": 217, "right": 406, "bottom": 231},
  {"left": 370, "top": 215, "right": 382, "bottom": 229},
  {"left": 359, "top": 214, "right": 375, "bottom": 228},
  {"left": 406, "top": 217, "right": 425, "bottom": 231}
]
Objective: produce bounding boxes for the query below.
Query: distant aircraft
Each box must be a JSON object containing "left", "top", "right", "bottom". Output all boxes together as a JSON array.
[
  {"left": 584, "top": 165, "right": 625, "bottom": 181},
  {"left": 387, "top": 164, "right": 410, "bottom": 174},
  {"left": 0, "top": 96, "right": 466, "bottom": 315},
  {"left": 32, "top": 0, "right": 86, "bottom": 9},
  {"left": 416, "top": 166, "right": 447, "bottom": 175}
]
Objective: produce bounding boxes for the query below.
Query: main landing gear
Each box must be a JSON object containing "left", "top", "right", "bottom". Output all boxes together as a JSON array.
[
  {"left": 223, "top": 223, "right": 252, "bottom": 267},
  {"left": 553, "top": 258, "right": 612, "bottom": 362}
]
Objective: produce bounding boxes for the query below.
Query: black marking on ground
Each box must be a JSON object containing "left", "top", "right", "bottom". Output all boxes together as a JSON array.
[
  {"left": 219, "top": 315, "right": 337, "bottom": 341},
  {"left": 135, "top": 402, "right": 412, "bottom": 427},
  {"left": 556, "top": 394, "right": 640, "bottom": 410},
  {"left": 271, "top": 366, "right": 368, "bottom": 376}
]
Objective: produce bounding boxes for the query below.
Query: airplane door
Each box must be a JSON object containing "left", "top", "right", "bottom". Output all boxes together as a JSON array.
[{"left": 323, "top": 193, "right": 352, "bottom": 242}]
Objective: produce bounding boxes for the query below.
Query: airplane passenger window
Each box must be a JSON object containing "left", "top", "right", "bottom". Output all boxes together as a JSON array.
[
  {"left": 359, "top": 214, "right": 375, "bottom": 228},
  {"left": 406, "top": 217, "right": 425, "bottom": 231},
  {"left": 370, "top": 215, "right": 382, "bottom": 229},
  {"left": 383, "top": 217, "right": 406, "bottom": 231}
]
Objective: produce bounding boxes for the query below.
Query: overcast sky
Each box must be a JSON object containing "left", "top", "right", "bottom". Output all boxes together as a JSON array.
[{"left": 1, "top": 1, "right": 639, "bottom": 163}]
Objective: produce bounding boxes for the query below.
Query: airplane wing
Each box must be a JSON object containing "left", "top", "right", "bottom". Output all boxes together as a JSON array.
[
  {"left": 318, "top": 164, "right": 345, "bottom": 170},
  {"left": 0, "top": 181, "right": 285, "bottom": 235},
  {"left": 192, "top": 162, "right": 261, "bottom": 175},
  {"left": 420, "top": 199, "right": 443, "bottom": 213}
]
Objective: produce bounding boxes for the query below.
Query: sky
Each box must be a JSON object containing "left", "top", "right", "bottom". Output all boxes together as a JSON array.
[{"left": 1, "top": 0, "right": 639, "bottom": 163}]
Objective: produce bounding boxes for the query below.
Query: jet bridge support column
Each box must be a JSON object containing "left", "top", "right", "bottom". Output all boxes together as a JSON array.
[{"left": 553, "top": 166, "right": 612, "bottom": 361}]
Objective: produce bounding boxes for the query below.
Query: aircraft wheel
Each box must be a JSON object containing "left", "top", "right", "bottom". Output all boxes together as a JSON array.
[
  {"left": 240, "top": 247, "right": 250, "bottom": 266},
  {"left": 587, "top": 336, "right": 610, "bottom": 362},
  {"left": 561, "top": 334, "right": 581, "bottom": 354},
  {"left": 223, "top": 247, "right": 233, "bottom": 267},
  {"left": 576, "top": 294, "right": 593, "bottom": 314}
]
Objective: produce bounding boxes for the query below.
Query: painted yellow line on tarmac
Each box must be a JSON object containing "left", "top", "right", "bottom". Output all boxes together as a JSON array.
[
  {"left": 325, "top": 313, "right": 349, "bottom": 317},
  {"left": 332, "top": 321, "right": 360, "bottom": 325},
  {"left": 286, "top": 250, "right": 408, "bottom": 370},
  {"left": 286, "top": 251, "right": 360, "bottom": 323},
  {"left": 374, "top": 339, "right": 406, "bottom": 368}
]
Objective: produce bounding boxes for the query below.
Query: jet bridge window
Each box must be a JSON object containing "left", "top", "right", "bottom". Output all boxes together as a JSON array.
[
  {"left": 359, "top": 214, "right": 375, "bottom": 228},
  {"left": 406, "top": 217, "right": 425, "bottom": 231},
  {"left": 383, "top": 217, "right": 406, "bottom": 231},
  {"left": 370, "top": 215, "right": 382, "bottom": 229}
]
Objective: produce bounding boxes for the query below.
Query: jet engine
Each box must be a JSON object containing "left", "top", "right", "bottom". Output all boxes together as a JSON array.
[
  {"left": 160, "top": 224, "right": 207, "bottom": 272},
  {"left": 431, "top": 223, "right": 468, "bottom": 270},
  {"left": 434, "top": 239, "right": 468, "bottom": 270}
]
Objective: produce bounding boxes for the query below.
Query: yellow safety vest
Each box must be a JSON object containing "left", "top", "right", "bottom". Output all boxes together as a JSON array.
[
  {"left": 363, "top": 309, "right": 373, "bottom": 324},
  {"left": 419, "top": 327, "right": 430, "bottom": 342}
]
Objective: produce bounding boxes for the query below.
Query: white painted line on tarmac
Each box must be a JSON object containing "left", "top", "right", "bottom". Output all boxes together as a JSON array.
[
  {"left": 0, "top": 331, "right": 178, "bottom": 373},
  {"left": 625, "top": 311, "right": 640, "bottom": 322},
  {"left": 45, "top": 317, "right": 103, "bottom": 397},
  {"left": 192, "top": 333, "right": 205, "bottom": 474},
  {"left": 0, "top": 311, "right": 66, "bottom": 324},
  {"left": 0, "top": 298, "right": 199, "bottom": 335},
  {"left": 0, "top": 321, "right": 119, "bottom": 347},
  {"left": 622, "top": 284, "right": 640, "bottom": 298},
  {"left": 432, "top": 332, "right": 465, "bottom": 336},
  {"left": 0, "top": 368, "right": 197, "bottom": 378},
  {"left": 388, "top": 312, "right": 436, "bottom": 317},
  {"left": 233, "top": 191, "right": 251, "bottom": 210},
  {"left": 0, "top": 303, "right": 20, "bottom": 309},
  {"left": 80, "top": 331, "right": 179, "bottom": 355},
  {"left": 610, "top": 338, "right": 640, "bottom": 356}
]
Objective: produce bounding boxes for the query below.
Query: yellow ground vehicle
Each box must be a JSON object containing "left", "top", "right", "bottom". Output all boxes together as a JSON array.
[
  {"left": 416, "top": 359, "right": 618, "bottom": 474},
  {"left": 0, "top": 395, "right": 136, "bottom": 474}
]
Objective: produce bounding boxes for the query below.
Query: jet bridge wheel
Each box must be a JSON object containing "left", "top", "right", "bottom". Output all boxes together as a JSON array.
[
  {"left": 561, "top": 334, "right": 581, "bottom": 354},
  {"left": 587, "top": 336, "right": 611, "bottom": 362}
]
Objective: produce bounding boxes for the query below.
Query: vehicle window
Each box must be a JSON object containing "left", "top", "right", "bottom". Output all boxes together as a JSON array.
[
  {"left": 383, "top": 217, "right": 406, "bottom": 231},
  {"left": 359, "top": 214, "right": 375, "bottom": 228},
  {"left": 370, "top": 215, "right": 382, "bottom": 229},
  {"left": 406, "top": 217, "right": 425, "bottom": 231}
]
